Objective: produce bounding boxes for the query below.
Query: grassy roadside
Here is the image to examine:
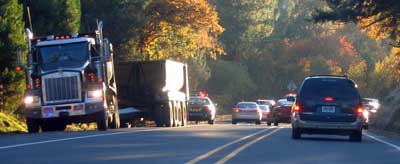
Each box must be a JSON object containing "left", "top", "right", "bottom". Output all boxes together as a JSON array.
[{"left": 0, "top": 112, "right": 27, "bottom": 133}]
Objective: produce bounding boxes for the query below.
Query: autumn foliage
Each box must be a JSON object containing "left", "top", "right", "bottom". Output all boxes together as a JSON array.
[{"left": 139, "top": 0, "right": 224, "bottom": 60}]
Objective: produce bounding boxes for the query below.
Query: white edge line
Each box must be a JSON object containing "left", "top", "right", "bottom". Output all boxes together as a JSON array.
[
  {"left": 364, "top": 133, "right": 400, "bottom": 151},
  {"left": 0, "top": 128, "right": 164, "bottom": 150}
]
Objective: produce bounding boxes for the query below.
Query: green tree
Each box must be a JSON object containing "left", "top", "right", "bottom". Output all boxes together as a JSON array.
[
  {"left": 81, "top": 0, "right": 150, "bottom": 61},
  {"left": 0, "top": 0, "right": 25, "bottom": 114},
  {"left": 28, "top": 0, "right": 81, "bottom": 36}
]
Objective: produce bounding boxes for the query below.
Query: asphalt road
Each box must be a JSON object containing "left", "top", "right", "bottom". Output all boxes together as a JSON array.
[{"left": 1, "top": 122, "right": 400, "bottom": 164}]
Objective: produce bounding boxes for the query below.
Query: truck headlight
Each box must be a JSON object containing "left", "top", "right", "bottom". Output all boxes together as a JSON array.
[
  {"left": 24, "top": 96, "right": 34, "bottom": 104},
  {"left": 24, "top": 95, "right": 39, "bottom": 105},
  {"left": 88, "top": 90, "right": 103, "bottom": 98}
]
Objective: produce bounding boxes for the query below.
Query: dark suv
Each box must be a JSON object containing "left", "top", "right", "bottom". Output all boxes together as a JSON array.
[{"left": 291, "top": 75, "right": 364, "bottom": 142}]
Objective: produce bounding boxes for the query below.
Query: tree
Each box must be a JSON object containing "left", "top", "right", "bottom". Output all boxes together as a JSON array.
[
  {"left": 0, "top": 0, "right": 25, "bottom": 114},
  {"left": 314, "top": 0, "right": 400, "bottom": 46},
  {"left": 81, "top": 0, "right": 150, "bottom": 61},
  {"left": 28, "top": 0, "right": 81, "bottom": 36},
  {"left": 139, "top": 0, "right": 225, "bottom": 60}
]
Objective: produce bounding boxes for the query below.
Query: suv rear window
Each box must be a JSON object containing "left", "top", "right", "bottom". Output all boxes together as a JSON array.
[{"left": 299, "top": 78, "right": 359, "bottom": 101}]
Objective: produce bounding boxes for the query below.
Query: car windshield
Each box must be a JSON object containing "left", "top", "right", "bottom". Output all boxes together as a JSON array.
[
  {"left": 237, "top": 103, "right": 257, "bottom": 108},
  {"left": 299, "top": 78, "right": 359, "bottom": 101},
  {"left": 189, "top": 97, "right": 210, "bottom": 105},
  {"left": 37, "top": 42, "right": 89, "bottom": 71}
]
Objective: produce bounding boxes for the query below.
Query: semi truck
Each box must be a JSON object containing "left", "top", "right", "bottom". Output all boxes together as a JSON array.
[
  {"left": 115, "top": 60, "right": 189, "bottom": 127},
  {"left": 18, "top": 21, "right": 190, "bottom": 131},
  {"left": 19, "top": 22, "right": 120, "bottom": 132}
]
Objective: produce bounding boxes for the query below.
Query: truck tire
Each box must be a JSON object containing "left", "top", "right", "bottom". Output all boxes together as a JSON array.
[
  {"left": 96, "top": 111, "right": 108, "bottom": 131},
  {"left": 154, "top": 105, "right": 164, "bottom": 127},
  {"left": 26, "top": 118, "right": 40, "bottom": 133},
  {"left": 109, "top": 96, "right": 120, "bottom": 129},
  {"left": 164, "top": 102, "right": 174, "bottom": 127},
  {"left": 181, "top": 103, "right": 187, "bottom": 126},
  {"left": 54, "top": 121, "right": 67, "bottom": 131},
  {"left": 41, "top": 122, "right": 56, "bottom": 132},
  {"left": 255, "top": 120, "right": 261, "bottom": 125},
  {"left": 176, "top": 102, "right": 182, "bottom": 127}
]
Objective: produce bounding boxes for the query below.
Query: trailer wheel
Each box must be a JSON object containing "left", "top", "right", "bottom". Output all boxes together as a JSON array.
[
  {"left": 181, "top": 102, "right": 187, "bottom": 126},
  {"left": 96, "top": 111, "right": 108, "bottom": 131},
  {"left": 164, "top": 101, "right": 174, "bottom": 127},
  {"left": 26, "top": 118, "right": 40, "bottom": 133},
  {"left": 109, "top": 96, "right": 120, "bottom": 129},
  {"left": 176, "top": 102, "right": 182, "bottom": 127}
]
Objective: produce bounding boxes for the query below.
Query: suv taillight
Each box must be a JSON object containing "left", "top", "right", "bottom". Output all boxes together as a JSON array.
[
  {"left": 356, "top": 105, "right": 364, "bottom": 115},
  {"left": 293, "top": 103, "right": 301, "bottom": 113}
]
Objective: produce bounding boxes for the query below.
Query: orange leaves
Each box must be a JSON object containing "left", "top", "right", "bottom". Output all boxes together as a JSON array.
[{"left": 139, "top": 0, "right": 225, "bottom": 60}]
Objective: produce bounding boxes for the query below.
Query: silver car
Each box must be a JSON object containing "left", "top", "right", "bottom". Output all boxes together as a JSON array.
[
  {"left": 232, "top": 102, "right": 262, "bottom": 125},
  {"left": 259, "top": 105, "right": 271, "bottom": 121}
]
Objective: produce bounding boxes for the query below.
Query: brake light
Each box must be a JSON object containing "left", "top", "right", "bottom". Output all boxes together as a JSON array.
[
  {"left": 293, "top": 104, "right": 301, "bottom": 112},
  {"left": 234, "top": 108, "right": 241, "bottom": 113},
  {"left": 357, "top": 106, "right": 364, "bottom": 115},
  {"left": 324, "top": 97, "right": 334, "bottom": 102}
]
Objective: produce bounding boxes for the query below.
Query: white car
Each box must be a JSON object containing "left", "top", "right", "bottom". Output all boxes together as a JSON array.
[{"left": 232, "top": 102, "right": 262, "bottom": 125}]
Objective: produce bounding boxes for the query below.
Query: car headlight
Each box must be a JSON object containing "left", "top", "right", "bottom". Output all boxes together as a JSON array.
[{"left": 88, "top": 90, "right": 103, "bottom": 98}]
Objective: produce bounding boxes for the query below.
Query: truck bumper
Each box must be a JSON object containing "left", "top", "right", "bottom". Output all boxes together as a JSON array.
[{"left": 25, "top": 101, "right": 105, "bottom": 120}]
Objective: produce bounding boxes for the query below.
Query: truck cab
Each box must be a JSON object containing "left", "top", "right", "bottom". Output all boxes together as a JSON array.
[{"left": 21, "top": 22, "right": 120, "bottom": 133}]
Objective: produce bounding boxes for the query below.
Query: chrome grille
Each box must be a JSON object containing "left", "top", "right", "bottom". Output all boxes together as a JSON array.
[{"left": 42, "top": 72, "right": 82, "bottom": 104}]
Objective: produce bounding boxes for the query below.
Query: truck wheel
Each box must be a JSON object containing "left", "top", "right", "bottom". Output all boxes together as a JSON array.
[
  {"left": 96, "top": 111, "right": 108, "bottom": 131},
  {"left": 255, "top": 120, "right": 261, "bottom": 125},
  {"left": 154, "top": 106, "right": 164, "bottom": 127},
  {"left": 274, "top": 121, "right": 279, "bottom": 126},
  {"left": 54, "top": 121, "right": 67, "bottom": 131},
  {"left": 164, "top": 102, "right": 174, "bottom": 127},
  {"left": 181, "top": 103, "right": 187, "bottom": 126},
  {"left": 175, "top": 102, "right": 181, "bottom": 127},
  {"left": 267, "top": 121, "right": 272, "bottom": 126},
  {"left": 40, "top": 120, "right": 58, "bottom": 132},
  {"left": 26, "top": 118, "right": 40, "bottom": 133},
  {"left": 109, "top": 96, "right": 120, "bottom": 129}
]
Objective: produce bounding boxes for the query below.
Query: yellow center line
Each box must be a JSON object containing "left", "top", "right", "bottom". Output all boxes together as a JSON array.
[
  {"left": 185, "top": 127, "right": 273, "bottom": 164},
  {"left": 215, "top": 127, "right": 283, "bottom": 164}
]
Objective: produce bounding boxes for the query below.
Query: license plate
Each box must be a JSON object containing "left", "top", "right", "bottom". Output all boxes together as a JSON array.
[
  {"left": 321, "top": 106, "right": 335, "bottom": 113},
  {"left": 191, "top": 108, "right": 201, "bottom": 112}
]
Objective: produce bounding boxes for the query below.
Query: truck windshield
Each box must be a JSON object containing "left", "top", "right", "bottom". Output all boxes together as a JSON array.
[{"left": 37, "top": 42, "right": 88, "bottom": 70}]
